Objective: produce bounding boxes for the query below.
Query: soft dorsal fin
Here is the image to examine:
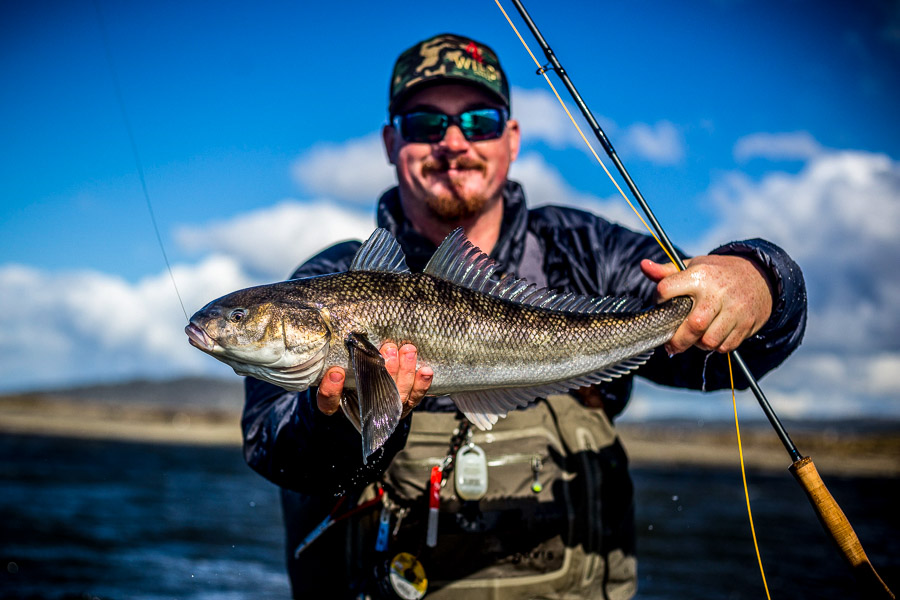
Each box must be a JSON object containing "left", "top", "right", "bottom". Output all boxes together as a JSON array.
[
  {"left": 424, "top": 227, "right": 645, "bottom": 315},
  {"left": 350, "top": 228, "right": 410, "bottom": 274}
]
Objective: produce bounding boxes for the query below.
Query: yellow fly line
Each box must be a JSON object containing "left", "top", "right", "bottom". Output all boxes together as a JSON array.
[
  {"left": 729, "top": 354, "right": 772, "bottom": 600},
  {"left": 493, "top": 1, "right": 771, "bottom": 596}
]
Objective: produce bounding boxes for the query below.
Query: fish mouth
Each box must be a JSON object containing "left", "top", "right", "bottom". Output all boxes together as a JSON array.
[{"left": 185, "top": 323, "right": 215, "bottom": 353}]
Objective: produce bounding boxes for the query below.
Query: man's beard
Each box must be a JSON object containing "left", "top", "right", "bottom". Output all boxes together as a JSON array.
[{"left": 420, "top": 155, "right": 491, "bottom": 221}]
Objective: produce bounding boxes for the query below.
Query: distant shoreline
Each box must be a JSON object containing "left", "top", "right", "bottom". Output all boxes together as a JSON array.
[
  {"left": 3, "top": 394, "right": 897, "bottom": 477},
  {"left": 0, "top": 395, "right": 242, "bottom": 447}
]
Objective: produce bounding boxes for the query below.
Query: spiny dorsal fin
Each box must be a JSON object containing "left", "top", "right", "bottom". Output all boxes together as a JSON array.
[
  {"left": 350, "top": 228, "right": 410, "bottom": 274},
  {"left": 423, "top": 227, "right": 500, "bottom": 291},
  {"left": 424, "top": 227, "right": 645, "bottom": 315}
]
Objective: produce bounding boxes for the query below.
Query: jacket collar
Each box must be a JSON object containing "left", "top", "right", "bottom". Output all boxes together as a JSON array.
[{"left": 375, "top": 180, "right": 529, "bottom": 273}]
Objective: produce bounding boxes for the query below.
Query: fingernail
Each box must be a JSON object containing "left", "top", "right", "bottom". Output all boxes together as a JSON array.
[{"left": 329, "top": 371, "right": 343, "bottom": 383}]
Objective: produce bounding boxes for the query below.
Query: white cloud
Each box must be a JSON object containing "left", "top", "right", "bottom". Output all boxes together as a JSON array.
[
  {"left": 703, "top": 150, "right": 900, "bottom": 264},
  {"left": 0, "top": 257, "right": 251, "bottom": 391},
  {"left": 510, "top": 152, "right": 644, "bottom": 230},
  {"left": 626, "top": 349, "right": 900, "bottom": 423},
  {"left": 291, "top": 133, "right": 395, "bottom": 203},
  {"left": 619, "top": 120, "right": 685, "bottom": 165},
  {"left": 733, "top": 131, "right": 824, "bottom": 163},
  {"left": 748, "top": 350, "right": 900, "bottom": 420},
  {"left": 512, "top": 87, "right": 685, "bottom": 165},
  {"left": 1, "top": 200, "right": 380, "bottom": 392},
  {"left": 693, "top": 146, "right": 900, "bottom": 418},
  {"left": 175, "top": 200, "right": 375, "bottom": 281},
  {"left": 511, "top": 86, "right": 586, "bottom": 149},
  {"left": 701, "top": 149, "right": 900, "bottom": 350}
]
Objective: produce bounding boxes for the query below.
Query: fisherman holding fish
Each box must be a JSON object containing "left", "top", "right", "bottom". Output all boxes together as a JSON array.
[{"left": 189, "top": 34, "right": 806, "bottom": 599}]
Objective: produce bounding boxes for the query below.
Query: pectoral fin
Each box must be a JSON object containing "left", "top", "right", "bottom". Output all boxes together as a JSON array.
[
  {"left": 346, "top": 332, "right": 402, "bottom": 463},
  {"left": 339, "top": 389, "right": 362, "bottom": 434}
]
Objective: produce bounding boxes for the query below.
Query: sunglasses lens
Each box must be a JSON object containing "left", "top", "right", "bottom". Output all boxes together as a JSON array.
[
  {"left": 397, "top": 112, "right": 449, "bottom": 143},
  {"left": 459, "top": 108, "right": 506, "bottom": 141},
  {"left": 394, "top": 108, "right": 507, "bottom": 143}
]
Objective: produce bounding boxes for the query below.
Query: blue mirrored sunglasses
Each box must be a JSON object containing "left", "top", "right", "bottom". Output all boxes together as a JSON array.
[{"left": 391, "top": 107, "right": 509, "bottom": 143}]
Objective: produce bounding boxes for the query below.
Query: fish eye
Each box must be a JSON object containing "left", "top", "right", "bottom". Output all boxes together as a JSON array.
[{"left": 228, "top": 308, "right": 246, "bottom": 323}]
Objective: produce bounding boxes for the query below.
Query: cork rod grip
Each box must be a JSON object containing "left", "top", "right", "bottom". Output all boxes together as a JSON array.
[{"left": 790, "top": 456, "right": 895, "bottom": 599}]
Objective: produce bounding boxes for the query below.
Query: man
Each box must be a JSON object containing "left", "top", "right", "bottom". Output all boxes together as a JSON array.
[{"left": 243, "top": 33, "right": 806, "bottom": 599}]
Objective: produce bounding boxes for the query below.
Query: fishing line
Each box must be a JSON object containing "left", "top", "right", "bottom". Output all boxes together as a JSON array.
[
  {"left": 92, "top": 0, "right": 189, "bottom": 323},
  {"left": 728, "top": 354, "right": 772, "bottom": 599},
  {"left": 494, "top": 1, "right": 771, "bottom": 593}
]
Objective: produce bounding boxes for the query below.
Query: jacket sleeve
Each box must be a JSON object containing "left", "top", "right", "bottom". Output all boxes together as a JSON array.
[
  {"left": 593, "top": 218, "right": 808, "bottom": 392},
  {"left": 240, "top": 240, "right": 413, "bottom": 496}
]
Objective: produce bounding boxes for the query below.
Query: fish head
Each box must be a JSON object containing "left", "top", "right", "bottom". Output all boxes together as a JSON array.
[{"left": 185, "top": 284, "right": 331, "bottom": 391}]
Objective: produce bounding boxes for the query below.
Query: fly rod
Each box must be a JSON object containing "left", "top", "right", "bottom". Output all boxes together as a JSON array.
[{"left": 504, "top": 0, "right": 895, "bottom": 597}]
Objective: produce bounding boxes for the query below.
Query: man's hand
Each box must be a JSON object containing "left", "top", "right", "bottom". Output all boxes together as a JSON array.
[
  {"left": 641, "top": 255, "right": 774, "bottom": 355},
  {"left": 316, "top": 343, "right": 434, "bottom": 418}
]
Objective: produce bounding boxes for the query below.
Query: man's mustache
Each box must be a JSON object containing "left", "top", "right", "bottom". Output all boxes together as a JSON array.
[{"left": 421, "top": 155, "right": 487, "bottom": 176}]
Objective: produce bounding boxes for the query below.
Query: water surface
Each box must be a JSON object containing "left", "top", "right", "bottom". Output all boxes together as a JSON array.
[{"left": 1, "top": 434, "right": 896, "bottom": 598}]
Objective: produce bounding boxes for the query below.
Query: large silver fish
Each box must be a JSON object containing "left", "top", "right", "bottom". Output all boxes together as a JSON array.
[{"left": 186, "top": 228, "right": 691, "bottom": 460}]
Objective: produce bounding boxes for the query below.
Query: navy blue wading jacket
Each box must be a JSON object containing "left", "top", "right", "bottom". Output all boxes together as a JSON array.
[{"left": 242, "top": 181, "right": 807, "bottom": 496}]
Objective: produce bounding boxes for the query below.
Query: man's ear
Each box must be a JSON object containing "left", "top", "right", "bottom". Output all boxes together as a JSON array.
[
  {"left": 506, "top": 119, "right": 521, "bottom": 163},
  {"left": 382, "top": 124, "right": 398, "bottom": 165}
]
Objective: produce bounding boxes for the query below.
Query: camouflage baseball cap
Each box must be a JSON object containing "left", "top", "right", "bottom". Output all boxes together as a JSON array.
[{"left": 389, "top": 33, "right": 510, "bottom": 114}]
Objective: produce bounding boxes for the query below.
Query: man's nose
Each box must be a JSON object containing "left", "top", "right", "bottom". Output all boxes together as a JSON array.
[{"left": 439, "top": 124, "right": 470, "bottom": 152}]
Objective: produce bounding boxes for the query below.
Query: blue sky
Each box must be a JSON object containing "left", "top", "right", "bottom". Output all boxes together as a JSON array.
[{"left": 2, "top": 0, "right": 899, "bottom": 422}]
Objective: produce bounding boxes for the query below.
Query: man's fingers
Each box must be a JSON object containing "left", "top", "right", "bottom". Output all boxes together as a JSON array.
[
  {"left": 402, "top": 366, "right": 433, "bottom": 418},
  {"left": 389, "top": 343, "right": 435, "bottom": 417},
  {"left": 320, "top": 342, "right": 433, "bottom": 419},
  {"left": 667, "top": 299, "right": 711, "bottom": 354},
  {"left": 666, "top": 326, "right": 698, "bottom": 355},
  {"left": 381, "top": 343, "right": 399, "bottom": 378},
  {"left": 410, "top": 366, "right": 433, "bottom": 404},
  {"left": 640, "top": 258, "right": 679, "bottom": 285},
  {"left": 395, "top": 344, "right": 418, "bottom": 400},
  {"left": 716, "top": 327, "right": 745, "bottom": 354},
  {"left": 316, "top": 367, "right": 345, "bottom": 415},
  {"left": 666, "top": 305, "right": 745, "bottom": 355}
]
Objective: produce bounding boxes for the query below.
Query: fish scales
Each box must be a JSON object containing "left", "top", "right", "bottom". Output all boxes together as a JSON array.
[{"left": 284, "top": 270, "right": 687, "bottom": 394}]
